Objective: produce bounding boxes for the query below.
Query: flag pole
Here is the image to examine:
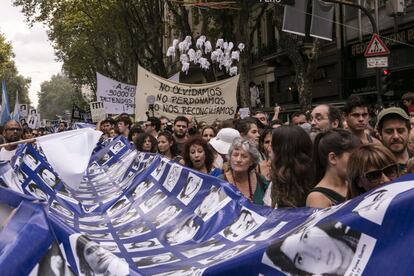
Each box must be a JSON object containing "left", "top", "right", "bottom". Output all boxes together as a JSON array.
[{"left": 0, "top": 138, "right": 36, "bottom": 148}]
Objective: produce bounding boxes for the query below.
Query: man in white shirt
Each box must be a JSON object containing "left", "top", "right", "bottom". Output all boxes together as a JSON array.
[{"left": 0, "top": 120, "right": 22, "bottom": 161}]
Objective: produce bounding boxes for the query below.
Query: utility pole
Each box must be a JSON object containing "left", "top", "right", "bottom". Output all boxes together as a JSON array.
[{"left": 324, "top": 0, "right": 383, "bottom": 105}]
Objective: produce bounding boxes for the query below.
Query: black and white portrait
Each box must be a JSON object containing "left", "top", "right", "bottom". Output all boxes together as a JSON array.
[
  {"left": 23, "top": 152, "right": 40, "bottom": 170},
  {"left": 221, "top": 208, "right": 265, "bottom": 241},
  {"left": 352, "top": 181, "right": 414, "bottom": 225},
  {"left": 78, "top": 223, "right": 108, "bottom": 231},
  {"left": 198, "top": 244, "right": 254, "bottom": 266},
  {"left": 131, "top": 180, "right": 154, "bottom": 199},
  {"left": 26, "top": 182, "right": 48, "bottom": 200},
  {"left": 69, "top": 234, "right": 129, "bottom": 276},
  {"left": 19, "top": 104, "right": 28, "bottom": 117},
  {"left": 38, "top": 167, "right": 59, "bottom": 188},
  {"left": 50, "top": 201, "right": 74, "bottom": 218},
  {"left": 84, "top": 232, "right": 114, "bottom": 241},
  {"left": 133, "top": 252, "right": 179, "bottom": 268},
  {"left": 117, "top": 223, "right": 150, "bottom": 239},
  {"left": 181, "top": 239, "right": 226, "bottom": 258},
  {"left": 262, "top": 221, "right": 371, "bottom": 276},
  {"left": 194, "top": 186, "right": 231, "bottom": 221},
  {"left": 139, "top": 190, "right": 167, "bottom": 213},
  {"left": 124, "top": 238, "right": 163, "bottom": 252},
  {"left": 107, "top": 197, "right": 130, "bottom": 217},
  {"left": 151, "top": 158, "right": 169, "bottom": 180},
  {"left": 246, "top": 221, "right": 288, "bottom": 242},
  {"left": 164, "top": 218, "right": 200, "bottom": 245},
  {"left": 87, "top": 162, "right": 102, "bottom": 175},
  {"left": 79, "top": 215, "right": 106, "bottom": 223},
  {"left": 177, "top": 172, "right": 202, "bottom": 206},
  {"left": 99, "top": 242, "right": 120, "bottom": 253},
  {"left": 110, "top": 141, "right": 125, "bottom": 154},
  {"left": 152, "top": 204, "right": 182, "bottom": 228},
  {"left": 111, "top": 209, "right": 140, "bottom": 227},
  {"left": 163, "top": 164, "right": 182, "bottom": 192},
  {"left": 34, "top": 242, "right": 73, "bottom": 276}
]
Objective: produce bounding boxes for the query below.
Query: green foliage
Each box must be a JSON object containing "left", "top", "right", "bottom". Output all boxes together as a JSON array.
[
  {"left": 37, "top": 74, "right": 87, "bottom": 119},
  {"left": 14, "top": 0, "right": 167, "bottom": 92},
  {"left": 0, "top": 32, "right": 31, "bottom": 107}
]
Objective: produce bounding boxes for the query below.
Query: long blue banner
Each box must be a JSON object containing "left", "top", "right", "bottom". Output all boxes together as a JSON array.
[{"left": 1, "top": 136, "right": 414, "bottom": 275}]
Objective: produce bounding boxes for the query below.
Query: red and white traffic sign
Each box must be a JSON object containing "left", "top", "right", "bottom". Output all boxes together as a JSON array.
[{"left": 364, "top": 34, "right": 390, "bottom": 57}]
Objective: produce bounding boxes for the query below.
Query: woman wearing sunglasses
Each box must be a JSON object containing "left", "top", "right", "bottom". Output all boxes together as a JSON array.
[{"left": 347, "top": 144, "right": 399, "bottom": 199}]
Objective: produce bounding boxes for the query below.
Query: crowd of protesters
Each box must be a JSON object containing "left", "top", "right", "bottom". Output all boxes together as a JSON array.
[{"left": 2, "top": 92, "right": 414, "bottom": 209}]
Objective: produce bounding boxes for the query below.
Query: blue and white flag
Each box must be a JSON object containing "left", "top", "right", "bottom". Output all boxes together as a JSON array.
[
  {"left": 0, "top": 80, "right": 11, "bottom": 125},
  {"left": 12, "top": 90, "right": 19, "bottom": 121},
  {"left": 1, "top": 136, "right": 414, "bottom": 275}
]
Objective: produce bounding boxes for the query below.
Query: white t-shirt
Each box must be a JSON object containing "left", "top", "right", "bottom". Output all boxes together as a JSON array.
[{"left": 0, "top": 148, "right": 16, "bottom": 162}]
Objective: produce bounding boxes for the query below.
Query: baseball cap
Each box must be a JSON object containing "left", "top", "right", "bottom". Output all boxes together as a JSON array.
[
  {"left": 377, "top": 107, "right": 409, "bottom": 127},
  {"left": 209, "top": 128, "right": 241, "bottom": 155}
]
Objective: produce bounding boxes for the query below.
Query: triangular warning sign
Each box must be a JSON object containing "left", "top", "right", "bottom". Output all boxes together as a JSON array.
[{"left": 364, "top": 34, "right": 390, "bottom": 57}]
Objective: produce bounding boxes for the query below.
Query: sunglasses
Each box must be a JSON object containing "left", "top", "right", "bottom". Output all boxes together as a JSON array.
[
  {"left": 6, "top": 128, "right": 22, "bottom": 132},
  {"left": 363, "top": 164, "right": 399, "bottom": 184}
]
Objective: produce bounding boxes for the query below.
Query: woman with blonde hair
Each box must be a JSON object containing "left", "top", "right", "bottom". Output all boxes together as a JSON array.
[
  {"left": 220, "top": 137, "right": 269, "bottom": 205},
  {"left": 347, "top": 144, "right": 399, "bottom": 199}
]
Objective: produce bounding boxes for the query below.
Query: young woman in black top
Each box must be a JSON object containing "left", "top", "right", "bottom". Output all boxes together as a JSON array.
[{"left": 307, "top": 129, "right": 360, "bottom": 208}]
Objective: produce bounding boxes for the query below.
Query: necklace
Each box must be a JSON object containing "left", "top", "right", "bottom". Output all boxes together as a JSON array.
[{"left": 231, "top": 170, "right": 254, "bottom": 202}]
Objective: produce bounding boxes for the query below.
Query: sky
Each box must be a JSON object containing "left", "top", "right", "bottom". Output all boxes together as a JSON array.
[{"left": 0, "top": 1, "right": 62, "bottom": 108}]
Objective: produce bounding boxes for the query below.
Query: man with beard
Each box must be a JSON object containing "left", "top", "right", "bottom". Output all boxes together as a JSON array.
[
  {"left": 344, "top": 95, "right": 380, "bottom": 144},
  {"left": 310, "top": 104, "right": 342, "bottom": 140},
  {"left": 173, "top": 116, "right": 189, "bottom": 156},
  {"left": 0, "top": 120, "right": 22, "bottom": 161},
  {"left": 377, "top": 107, "right": 411, "bottom": 172}
]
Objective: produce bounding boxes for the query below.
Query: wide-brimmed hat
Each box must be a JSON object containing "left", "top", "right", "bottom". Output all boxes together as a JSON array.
[{"left": 209, "top": 128, "right": 241, "bottom": 155}]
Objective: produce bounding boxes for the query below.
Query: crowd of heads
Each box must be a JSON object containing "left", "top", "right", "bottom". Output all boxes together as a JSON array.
[{"left": 1, "top": 92, "right": 413, "bottom": 209}]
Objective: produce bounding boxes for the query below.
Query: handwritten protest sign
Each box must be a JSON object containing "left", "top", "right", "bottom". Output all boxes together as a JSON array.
[
  {"left": 89, "top": 101, "right": 107, "bottom": 122},
  {"left": 96, "top": 73, "right": 136, "bottom": 115},
  {"left": 135, "top": 66, "right": 239, "bottom": 123}
]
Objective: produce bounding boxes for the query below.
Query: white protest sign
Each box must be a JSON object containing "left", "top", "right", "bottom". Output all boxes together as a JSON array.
[
  {"left": 239, "top": 107, "right": 250, "bottom": 119},
  {"left": 89, "top": 101, "right": 107, "bottom": 122},
  {"left": 135, "top": 66, "right": 239, "bottom": 124},
  {"left": 96, "top": 72, "right": 136, "bottom": 115},
  {"left": 19, "top": 104, "right": 28, "bottom": 117}
]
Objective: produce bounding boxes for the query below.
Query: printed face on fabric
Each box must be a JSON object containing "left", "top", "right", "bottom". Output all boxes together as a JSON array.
[
  {"left": 71, "top": 234, "right": 129, "bottom": 276},
  {"left": 39, "top": 168, "right": 58, "bottom": 188},
  {"left": 165, "top": 218, "right": 199, "bottom": 245},
  {"left": 265, "top": 221, "right": 361, "bottom": 275},
  {"left": 27, "top": 182, "right": 48, "bottom": 200},
  {"left": 223, "top": 209, "right": 258, "bottom": 240}
]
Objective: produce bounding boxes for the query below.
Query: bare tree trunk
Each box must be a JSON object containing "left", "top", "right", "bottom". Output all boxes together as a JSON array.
[{"left": 236, "top": 2, "right": 251, "bottom": 107}]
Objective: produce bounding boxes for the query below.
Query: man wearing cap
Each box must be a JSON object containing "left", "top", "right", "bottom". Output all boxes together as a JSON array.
[
  {"left": 377, "top": 107, "right": 411, "bottom": 170},
  {"left": 209, "top": 128, "right": 241, "bottom": 170}
]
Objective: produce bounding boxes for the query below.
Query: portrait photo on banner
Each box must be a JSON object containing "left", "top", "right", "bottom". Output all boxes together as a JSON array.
[
  {"left": 262, "top": 220, "right": 377, "bottom": 276},
  {"left": 69, "top": 233, "right": 130, "bottom": 276}
]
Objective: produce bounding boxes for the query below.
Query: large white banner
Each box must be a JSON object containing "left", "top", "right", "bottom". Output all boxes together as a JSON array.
[
  {"left": 96, "top": 72, "right": 136, "bottom": 115},
  {"left": 135, "top": 66, "right": 239, "bottom": 124}
]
